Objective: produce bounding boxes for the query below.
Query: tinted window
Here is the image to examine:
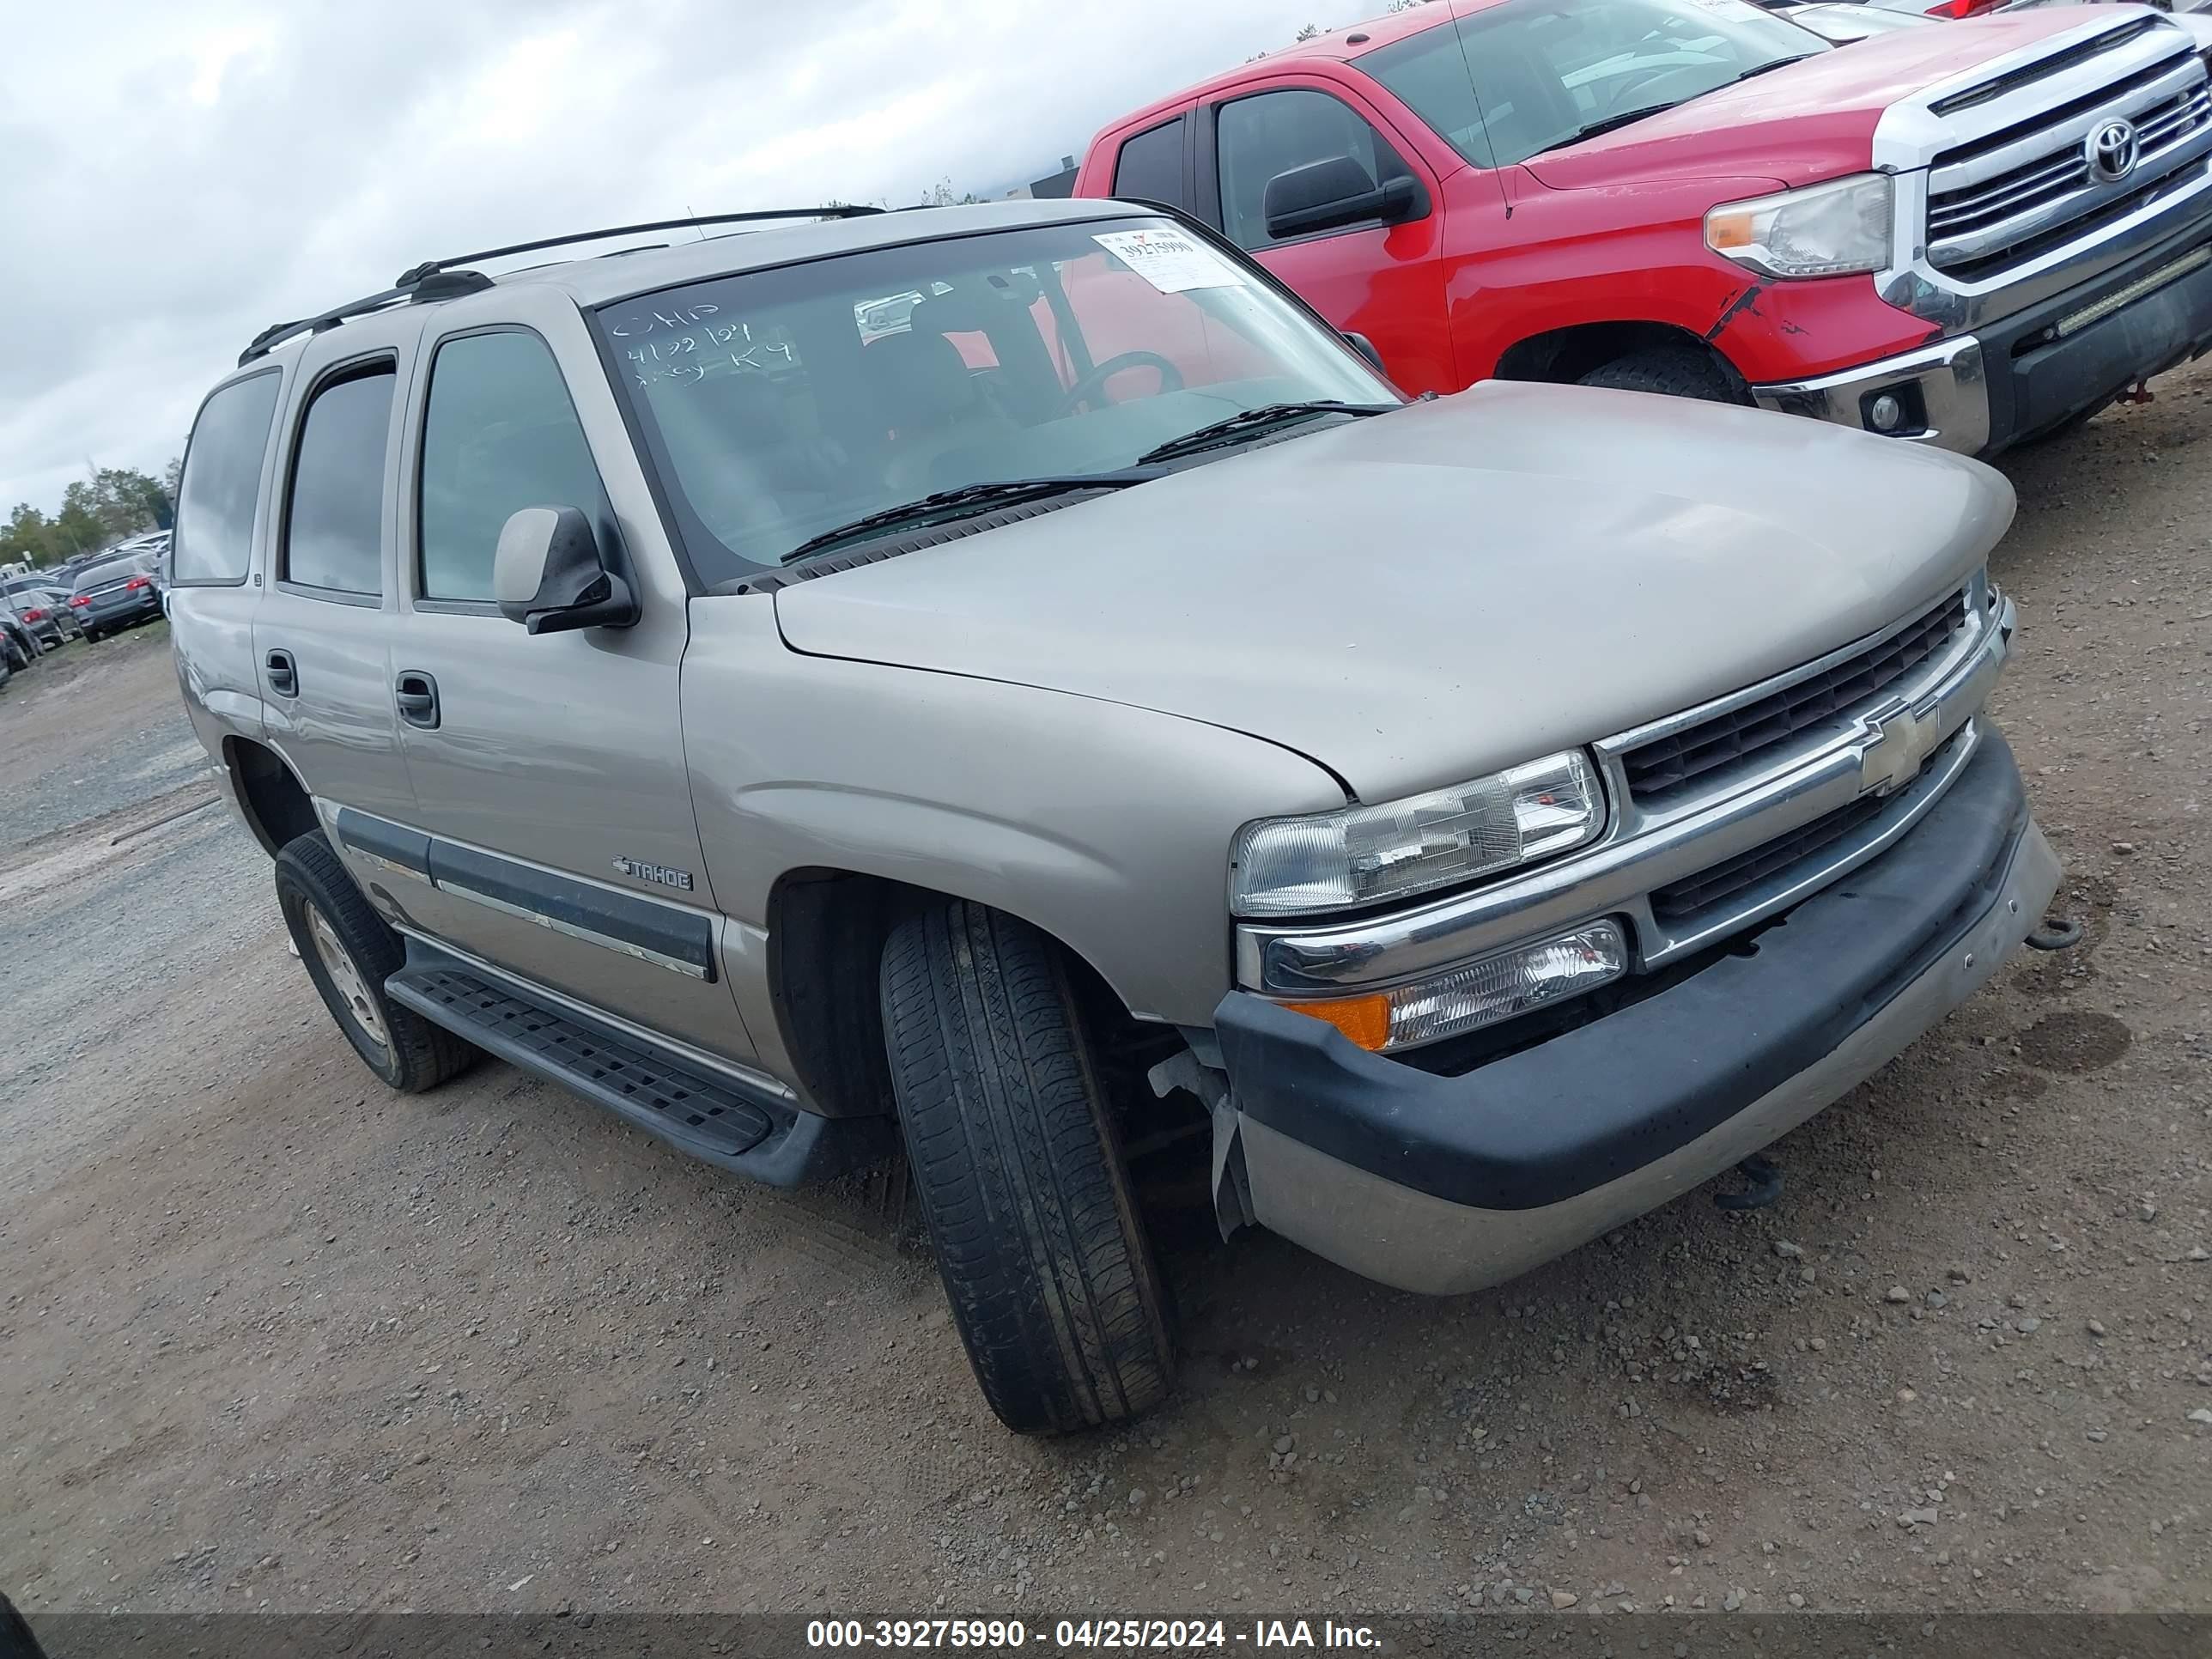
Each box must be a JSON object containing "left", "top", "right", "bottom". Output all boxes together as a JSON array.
[
  {"left": 285, "top": 368, "right": 394, "bottom": 594},
  {"left": 173, "top": 373, "right": 282, "bottom": 584},
  {"left": 1113, "top": 118, "right": 1187, "bottom": 207},
  {"left": 1363, "top": 0, "right": 1817, "bottom": 171},
  {"left": 1215, "top": 90, "right": 1414, "bottom": 250},
  {"left": 1363, "top": 23, "right": 1499, "bottom": 168},
  {"left": 419, "top": 332, "right": 610, "bottom": 601}
]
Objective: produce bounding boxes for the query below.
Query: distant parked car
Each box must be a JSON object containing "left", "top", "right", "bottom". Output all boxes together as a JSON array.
[
  {"left": 1, "top": 575, "right": 83, "bottom": 647},
  {"left": 0, "top": 600, "right": 37, "bottom": 672},
  {"left": 69, "top": 554, "right": 164, "bottom": 642},
  {"left": 1764, "top": 1, "right": 1937, "bottom": 40}
]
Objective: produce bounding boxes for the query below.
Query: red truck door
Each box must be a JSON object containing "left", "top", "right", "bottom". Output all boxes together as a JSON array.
[{"left": 1194, "top": 77, "right": 1460, "bottom": 396}]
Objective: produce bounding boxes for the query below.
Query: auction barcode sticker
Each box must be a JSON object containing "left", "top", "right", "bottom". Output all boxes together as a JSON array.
[{"left": 1092, "top": 228, "right": 1245, "bottom": 293}]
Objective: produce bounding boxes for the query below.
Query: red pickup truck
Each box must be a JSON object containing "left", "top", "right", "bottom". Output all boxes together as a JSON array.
[{"left": 1074, "top": 0, "right": 2212, "bottom": 454}]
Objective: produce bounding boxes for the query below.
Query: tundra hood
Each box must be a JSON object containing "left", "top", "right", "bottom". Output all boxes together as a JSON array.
[
  {"left": 1522, "top": 9, "right": 2094, "bottom": 191},
  {"left": 770, "top": 385, "right": 2013, "bottom": 802}
]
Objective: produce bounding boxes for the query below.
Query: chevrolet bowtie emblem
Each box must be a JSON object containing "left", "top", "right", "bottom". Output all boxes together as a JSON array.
[{"left": 1860, "top": 700, "right": 1940, "bottom": 798}]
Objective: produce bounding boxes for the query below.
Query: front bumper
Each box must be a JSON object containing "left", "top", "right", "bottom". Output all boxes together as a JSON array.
[
  {"left": 1753, "top": 218, "right": 2212, "bottom": 454},
  {"left": 1212, "top": 732, "right": 2057, "bottom": 1296}
]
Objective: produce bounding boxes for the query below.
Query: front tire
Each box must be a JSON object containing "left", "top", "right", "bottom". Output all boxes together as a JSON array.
[
  {"left": 1578, "top": 345, "right": 1746, "bottom": 404},
  {"left": 881, "top": 900, "right": 1176, "bottom": 1434},
  {"left": 274, "top": 830, "right": 477, "bottom": 1093}
]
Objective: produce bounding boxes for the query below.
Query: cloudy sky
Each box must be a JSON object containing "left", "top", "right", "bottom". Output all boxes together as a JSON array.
[{"left": 0, "top": 0, "right": 1343, "bottom": 515}]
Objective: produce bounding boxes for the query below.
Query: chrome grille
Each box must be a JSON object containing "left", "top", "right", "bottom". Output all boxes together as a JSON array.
[
  {"left": 1925, "top": 48, "right": 2212, "bottom": 281},
  {"left": 1620, "top": 589, "right": 1969, "bottom": 805},
  {"left": 1649, "top": 794, "right": 1889, "bottom": 922}
]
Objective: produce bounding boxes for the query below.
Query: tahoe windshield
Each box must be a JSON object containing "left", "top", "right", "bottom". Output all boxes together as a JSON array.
[
  {"left": 1364, "top": 0, "right": 1820, "bottom": 170},
  {"left": 594, "top": 217, "right": 1394, "bottom": 579}
]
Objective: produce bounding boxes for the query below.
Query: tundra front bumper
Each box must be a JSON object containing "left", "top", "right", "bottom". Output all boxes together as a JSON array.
[
  {"left": 1212, "top": 732, "right": 2057, "bottom": 1296},
  {"left": 1753, "top": 217, "right": 2212, "bottom": 455}
]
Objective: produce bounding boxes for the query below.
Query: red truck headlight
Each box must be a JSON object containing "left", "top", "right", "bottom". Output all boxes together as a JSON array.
[{"left": 1706, "top": 173, "right": 1893, "bottom": 281}]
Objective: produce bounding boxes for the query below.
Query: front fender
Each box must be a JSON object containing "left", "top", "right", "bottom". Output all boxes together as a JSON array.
[
  {"left": 1464, "top": 173, "right": 1937, "bottom": 383},
  {"left": 681, "top": 598, "right": 1345, "bottom": 1040}
]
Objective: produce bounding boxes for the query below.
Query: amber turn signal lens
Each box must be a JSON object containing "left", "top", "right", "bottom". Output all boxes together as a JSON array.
[
  {"left": 1705, "top": 210, "right": 1754, "bottom": 252},
  {"left": 1273, "top": 994, "right": 1391, "bottom": 1053}
]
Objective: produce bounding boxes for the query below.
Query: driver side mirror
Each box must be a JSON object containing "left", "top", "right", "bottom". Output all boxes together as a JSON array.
[
  {"left": 1264, "top": 155, "right": 1425, "bottom": 241},
  {"left": 494, "top": 506, "right": 639, "bottom": 635}
]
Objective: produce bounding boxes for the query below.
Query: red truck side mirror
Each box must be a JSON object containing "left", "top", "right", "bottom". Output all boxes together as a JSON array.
[{"left": 1264, "top": 155, "right": 1424, "bottom": 240}]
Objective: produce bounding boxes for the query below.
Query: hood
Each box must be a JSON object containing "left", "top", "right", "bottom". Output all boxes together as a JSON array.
[
  {"left": 1522, "top": 10, "right": 2092, "bottom": 191},
  {"left": 771, "top": 386, "right": 2013, "bottom": 802}
]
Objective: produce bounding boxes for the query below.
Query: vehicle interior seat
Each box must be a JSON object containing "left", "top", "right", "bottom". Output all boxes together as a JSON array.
[{"left": 865, "top": 328, "right": 1024, "bottom": 496}]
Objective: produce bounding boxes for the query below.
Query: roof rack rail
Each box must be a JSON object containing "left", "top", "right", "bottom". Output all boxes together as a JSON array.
[
  {"left": 392, "top": 206, "right": 885, "bottom": 287},
  {"left": 237, "top": 269, "right": 497, "bottom": 367},
  {"left": 239, "top": 207, "right": 883, "bottom": 368}
]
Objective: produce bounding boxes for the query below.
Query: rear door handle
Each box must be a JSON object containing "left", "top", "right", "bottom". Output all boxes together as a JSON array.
[
  {"left": 395, "top": 670, "right": 441, "bottom": 730},
  {"left": 264, "top": 649, "right": 297, "bottom": 698}
]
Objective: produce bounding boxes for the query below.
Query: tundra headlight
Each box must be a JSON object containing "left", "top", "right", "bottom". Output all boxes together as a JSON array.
[
  {"left": 1229, "top": 751, "right": 1602, "bottom": 919},
  {"left": 1705, "top": 173, "right": 1893, "bottom": 280}
]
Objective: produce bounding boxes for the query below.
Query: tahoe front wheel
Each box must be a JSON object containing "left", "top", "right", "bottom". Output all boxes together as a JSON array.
[{"left": 881, "top": 899, "right": 1176, "bottom": 1434}]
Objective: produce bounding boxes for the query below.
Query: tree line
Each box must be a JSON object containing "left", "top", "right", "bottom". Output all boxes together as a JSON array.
[{"left": 2, "top": 459, "right": 180, "bottom": 569}]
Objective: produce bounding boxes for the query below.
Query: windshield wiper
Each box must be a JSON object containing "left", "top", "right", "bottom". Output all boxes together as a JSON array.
[
  {"left": 1134, "top": 401, "right": 1399, "bottom": 467},
  {"left": 1529, "top": 57, "right": 1820, "bottom": 158},
  {"left": 779, "top": 471, "right": 1160, "bottom": 564},
  {"left": 1732, "top": 54, "right": 1820, "bottom": 85},
  {"left": 1530, "top": 104, "right": 1680, "bottom": 156}
]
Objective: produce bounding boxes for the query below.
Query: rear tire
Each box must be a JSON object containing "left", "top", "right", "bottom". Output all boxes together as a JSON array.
[
  {"left": 1578, "top": 345, "right": 1746, "bottom": 404},
  {"left": 881, "top": 900, "right": 1176, "bottom": 1434},
  {"left": 275, "top": 830, "right": 477, "bottom": 1093}
]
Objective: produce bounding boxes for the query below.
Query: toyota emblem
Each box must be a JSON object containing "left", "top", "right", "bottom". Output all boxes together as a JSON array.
[{"left": 2087, "top": 117, "right": 2140, "bottom": 185}]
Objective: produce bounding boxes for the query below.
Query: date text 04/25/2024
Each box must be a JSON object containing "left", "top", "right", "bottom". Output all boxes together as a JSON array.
[{"left": 804, "top": 1619, "right": 1380, "bottom": 1650}]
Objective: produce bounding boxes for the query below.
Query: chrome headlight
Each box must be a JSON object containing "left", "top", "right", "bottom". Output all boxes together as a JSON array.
[
  {"left": 1705, "top": 173, "right": 1893, "bottom": 280},
  {"left": 1229, "top": 751, "right": 1603, "bottom": 919}
]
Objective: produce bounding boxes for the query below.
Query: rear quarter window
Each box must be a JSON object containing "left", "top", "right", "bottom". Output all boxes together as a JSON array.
[
  {"left": 173, "top": 371, "right": 283, "bottom": 585},
  {"left": 1113, "top": 117, "right": 1188, "bottom": 208}
]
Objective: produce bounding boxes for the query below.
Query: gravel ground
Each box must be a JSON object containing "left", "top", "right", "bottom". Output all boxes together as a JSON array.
[
  {"left": 0, "top": 622, "right": 212, "bottom": 854},
  {"left": 3, "top": 371, "right": 2210, "bottom": 1622}
]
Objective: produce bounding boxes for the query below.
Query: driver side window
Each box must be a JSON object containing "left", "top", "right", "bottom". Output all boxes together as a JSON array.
[
  {"left": 418, "top": 331, "right": 611, "bottom": 603},
  {"left": 1214, "top": 88, "right": 1416, "bottom": 252}
]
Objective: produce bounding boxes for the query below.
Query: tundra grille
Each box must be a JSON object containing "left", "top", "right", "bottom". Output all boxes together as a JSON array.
[
  {"left": 1925, "top": 49, "right": 2212, "bottom": 281},
  {"left": 1620, "top": 589, "right": 1969, "bottom": 804}
]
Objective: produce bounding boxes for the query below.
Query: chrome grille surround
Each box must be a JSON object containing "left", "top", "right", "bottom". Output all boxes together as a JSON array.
[
  {"left": 1617, "top": 587, "right": 1969, "bottom": 805},
  {"left": 1873, "top": 12, "right": 2212, "bottom": 334},
  {"left": 1237, "top": 574, "right": 2010, "bottom": 999}
]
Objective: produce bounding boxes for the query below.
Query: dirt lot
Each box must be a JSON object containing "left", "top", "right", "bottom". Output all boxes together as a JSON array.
[{"left": 5, "top": 375, "right": 2210, "bottom": 1623}]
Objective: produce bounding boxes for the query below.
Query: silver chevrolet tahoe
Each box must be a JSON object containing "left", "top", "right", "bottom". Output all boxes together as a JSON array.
[{"left": 169, "top": 198, "right": 2057, "bottom": 1434}]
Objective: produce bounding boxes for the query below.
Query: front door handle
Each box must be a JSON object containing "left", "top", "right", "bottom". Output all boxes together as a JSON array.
[
  {"left": 264, "top": 649, "right": 297, "bottom": 698},
  {"left": 395, "top": 670, "right": 441, "bottom": 730}
]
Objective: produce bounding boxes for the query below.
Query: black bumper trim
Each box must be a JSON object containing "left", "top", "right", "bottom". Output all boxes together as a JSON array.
[
  {"left": 1981, "top": 219, "right": 2212, "bottom": 450},
  {"left": 1215, "top": 731, "right": 2031, "bottom": 1213}
]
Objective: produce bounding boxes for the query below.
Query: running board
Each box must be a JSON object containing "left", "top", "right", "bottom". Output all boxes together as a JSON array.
[{"left": 386, "top": 950, "right": 896, "bottom": 1188}]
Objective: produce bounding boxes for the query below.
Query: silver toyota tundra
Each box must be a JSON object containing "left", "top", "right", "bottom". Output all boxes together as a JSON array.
[{"left": 168, "top": 198, "right": 2057, "bottom": 1433}]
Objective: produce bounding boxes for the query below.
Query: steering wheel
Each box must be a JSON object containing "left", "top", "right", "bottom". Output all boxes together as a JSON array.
[
  {"left": 1050, "top": 350, "right": 1185, "bottom": 418},
  {"left": 1601, "top": 62, "right": 1729, "bottom": 116}
]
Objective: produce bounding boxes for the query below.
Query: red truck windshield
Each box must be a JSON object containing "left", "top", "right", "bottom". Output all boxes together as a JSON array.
[{"left": 1364, "top": 0, "right": 1821, "bottom": 168}]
